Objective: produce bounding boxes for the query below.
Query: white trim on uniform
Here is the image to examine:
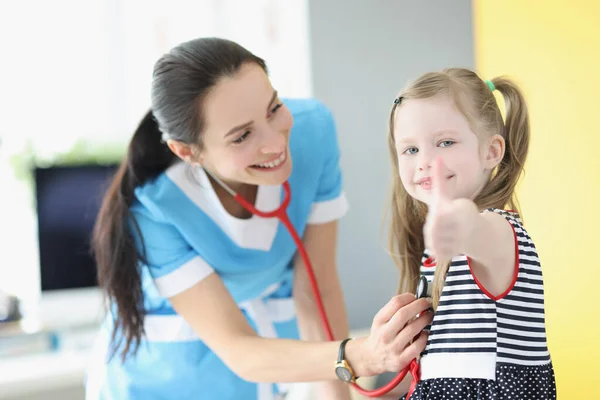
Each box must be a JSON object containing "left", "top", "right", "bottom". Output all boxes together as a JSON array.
[
  {"left": 239, "top": 283, "right": 296, "bottom": 400},
  {"left": 153, "top": 256, "right": 215, "bottom": 298},
  {"left": 307, "top": 193, "right": 349, "bottom": 224},
  {"left": 144, "top": 283, "right": 296, "bottom": 342},
  {"left": 143, "top": 314, "right": 200, "bottom": 342},
  {"left": 166, "top": 163, "right": 281, "bottom": 251},
  {"left": 143, "top": 282, "right": 297, "bottom": 400}
]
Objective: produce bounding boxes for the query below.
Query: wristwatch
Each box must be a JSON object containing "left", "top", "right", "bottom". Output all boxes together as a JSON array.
[{"left": 334, "top": 338, "right": 357, "bottom": 383}]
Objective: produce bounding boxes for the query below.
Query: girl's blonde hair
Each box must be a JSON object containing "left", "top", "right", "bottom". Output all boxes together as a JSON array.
[{"left": 387, "top": 68, "right": 530, "bottom": 309}]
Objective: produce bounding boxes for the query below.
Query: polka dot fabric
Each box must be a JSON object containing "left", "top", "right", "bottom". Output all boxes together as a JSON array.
[{"left": 400, "top": 363, "right": 557, "bottom": 400}]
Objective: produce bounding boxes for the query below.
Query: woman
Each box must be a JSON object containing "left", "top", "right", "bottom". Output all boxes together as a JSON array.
[{"left": 87, "top": 37, "right": 432, "bottom": 400}]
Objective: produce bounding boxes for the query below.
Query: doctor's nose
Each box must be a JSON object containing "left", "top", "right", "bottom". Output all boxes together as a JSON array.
[{"left": 260, "top": 130, "right": 286, "bottom": 154}]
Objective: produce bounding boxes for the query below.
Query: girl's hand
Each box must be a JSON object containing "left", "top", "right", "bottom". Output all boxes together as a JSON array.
[
  {"left": 424, "top": 157, "right": 479, "bottom": 264},
  {"left": 353, "top": 293, "right": 432, "bottom": 376}
]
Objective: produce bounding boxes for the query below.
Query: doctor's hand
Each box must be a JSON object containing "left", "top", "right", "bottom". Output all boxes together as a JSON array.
[
  {"left": 423, "top": 157, "right": 479, "bottom": 264},
  {"left": 355, "top": 293, "right": 432, "bottom": 376}
]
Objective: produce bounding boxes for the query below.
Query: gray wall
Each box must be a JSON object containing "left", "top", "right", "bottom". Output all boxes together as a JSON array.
[{"left": 308, "top": 0, "right": 474, "bottom": 329}]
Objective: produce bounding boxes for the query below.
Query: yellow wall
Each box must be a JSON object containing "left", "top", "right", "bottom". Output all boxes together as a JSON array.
[{"left": 474, "top": 1, "right": 600, "bottom": 398}]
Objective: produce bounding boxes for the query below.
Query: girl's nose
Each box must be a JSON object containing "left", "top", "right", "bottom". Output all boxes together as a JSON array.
[{"left": 417, "top": 151, "right": 433, "bottom": 171}]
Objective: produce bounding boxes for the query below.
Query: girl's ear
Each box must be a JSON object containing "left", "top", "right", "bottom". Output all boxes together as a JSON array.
[{"left": 484, "top": 134, "right": 505, "bottom": 170}]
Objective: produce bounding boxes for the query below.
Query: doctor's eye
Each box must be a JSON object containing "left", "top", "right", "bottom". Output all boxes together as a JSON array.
[
  {"left": 270, "top": 103, "right": 283, "bottom": 116},
  {"left": 232, "top": 131, "right": 251, "bottom": 144}
]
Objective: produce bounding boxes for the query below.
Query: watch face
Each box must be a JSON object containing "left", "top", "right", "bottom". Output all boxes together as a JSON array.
[{"left": 335, "top": 366, "right": 352, "bottom": 382}]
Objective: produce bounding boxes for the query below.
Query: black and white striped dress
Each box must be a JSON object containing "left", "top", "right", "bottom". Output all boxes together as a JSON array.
[{"left": 403, "top": 209, "right": 556, "bottom": 400}]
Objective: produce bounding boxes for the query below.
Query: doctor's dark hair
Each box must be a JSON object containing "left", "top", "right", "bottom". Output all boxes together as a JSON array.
[
  {"left": 386, "top": 68, "right": 530, "bottom": 310},
  {"left": 92, "top": 37, "right": 267, "bottom": 361}
]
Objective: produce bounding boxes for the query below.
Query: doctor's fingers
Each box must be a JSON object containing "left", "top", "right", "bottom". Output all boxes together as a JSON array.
[
  {"left": 381, "top": 298, "right": 432, "bottom": 343},
  {"left": 390, "top": 331, "right": 429, "bottom": 372},
  {"left": 371, "top": 293, "right": 418, "bottom": 330},
  {"left": 392, "top": 309, "right": 432, "bottom": 350}
]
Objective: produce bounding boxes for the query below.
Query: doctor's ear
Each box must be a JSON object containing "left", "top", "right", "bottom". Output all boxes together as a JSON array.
[{"left": 167, "top": 139, "right": 202, "bottom": 165}]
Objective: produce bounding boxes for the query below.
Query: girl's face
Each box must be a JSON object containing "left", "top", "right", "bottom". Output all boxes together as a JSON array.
[
  {"left": 392, "top": 94, "right": 503, "bottom": 206},
  {"left": 197, "top": 63, "right": 294, "bottom": 189}
]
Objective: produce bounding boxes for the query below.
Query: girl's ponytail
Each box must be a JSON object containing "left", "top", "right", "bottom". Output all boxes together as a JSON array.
[{"left": 486, "top": 77, "right": 531, "bottom": 212}]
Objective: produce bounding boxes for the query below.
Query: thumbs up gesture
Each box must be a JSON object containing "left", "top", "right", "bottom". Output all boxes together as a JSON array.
[{"left": 423, "top": 157, "right": 479, "bottom": 265}]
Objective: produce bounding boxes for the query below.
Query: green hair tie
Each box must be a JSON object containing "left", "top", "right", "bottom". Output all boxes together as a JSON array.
[{"left": 485, "top": 80, "right": 495, "bottom": 92}]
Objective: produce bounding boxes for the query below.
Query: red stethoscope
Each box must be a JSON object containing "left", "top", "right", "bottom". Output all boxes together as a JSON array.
[{"left": 209, "top": 171, "right": 421, "bottom": 398}]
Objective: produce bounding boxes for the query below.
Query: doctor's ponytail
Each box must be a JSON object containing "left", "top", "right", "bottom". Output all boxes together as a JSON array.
[
  {"left": 93, "top": 110, "right": 176, "bottom": 360},
  {"left": 92, "top": 37, "right": 267, "bottom": 361}
]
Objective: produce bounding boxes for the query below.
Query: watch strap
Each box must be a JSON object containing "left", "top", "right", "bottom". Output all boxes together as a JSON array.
[{"left": 337, "top": 338, "right": 352, "bottom": 363}]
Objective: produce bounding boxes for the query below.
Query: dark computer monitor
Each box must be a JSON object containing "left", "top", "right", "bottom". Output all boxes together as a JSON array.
[{"left": 34, "top": 164, "right": 118, "bottom": 292}]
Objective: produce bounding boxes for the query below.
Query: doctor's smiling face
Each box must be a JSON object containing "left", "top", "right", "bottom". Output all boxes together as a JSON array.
[
  {"left": 169, "top": 62, "right": 294, "bottom": 190},
  {"left": 201, "top": 63, "right": 294, "bottom": 187}
]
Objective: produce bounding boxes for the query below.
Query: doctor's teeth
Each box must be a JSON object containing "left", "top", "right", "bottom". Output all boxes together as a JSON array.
[{"left": 257, "top": 153, "right": 285, "bottom": 168}]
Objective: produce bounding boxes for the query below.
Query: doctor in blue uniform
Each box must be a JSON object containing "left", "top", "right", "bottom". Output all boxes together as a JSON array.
[{"left": 87, "top": 37, "right": 432, "bottom": 400}]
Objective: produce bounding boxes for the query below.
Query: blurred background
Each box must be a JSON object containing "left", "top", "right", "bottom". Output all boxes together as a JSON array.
[{"left": 0, "top": 0, "right": 597, "bottom": 399}]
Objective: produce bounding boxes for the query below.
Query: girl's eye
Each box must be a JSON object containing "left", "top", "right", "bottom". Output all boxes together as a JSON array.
[
  {"left": 232, "top": 131, "right": 251, "bottom": 144},
  {"left": 403, "top": 147, "right": 418, "bottom": 155},
  {"left": 439, "top": 140, "right": 454, "bottom": 147}
]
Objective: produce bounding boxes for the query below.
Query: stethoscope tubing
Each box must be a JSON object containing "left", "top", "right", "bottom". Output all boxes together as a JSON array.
[{"left": 207, "top": 171, "right": 420, "bottom": 397}]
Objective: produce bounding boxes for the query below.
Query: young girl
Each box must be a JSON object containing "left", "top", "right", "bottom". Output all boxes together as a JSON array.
[{"left": 387, "top": 68, "right": 557, "bottom": 399}]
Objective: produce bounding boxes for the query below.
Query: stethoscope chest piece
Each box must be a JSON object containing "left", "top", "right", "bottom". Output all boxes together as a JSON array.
[{"left": 416, "top": 275, "right": 432, "bottom": 299}]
